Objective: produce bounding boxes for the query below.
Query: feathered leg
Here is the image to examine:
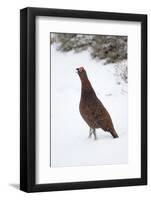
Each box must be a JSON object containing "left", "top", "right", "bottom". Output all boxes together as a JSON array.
[
  {"left": 93, "top": 128, "right": 97, "bottom": 140},
  {"left": 89, "top": 128, "right": 93, "bottom": 138}
]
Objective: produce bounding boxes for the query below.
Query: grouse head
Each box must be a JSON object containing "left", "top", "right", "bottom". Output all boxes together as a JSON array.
[{"left": 76, "top": 67, "right": 88, "bottom": 81}]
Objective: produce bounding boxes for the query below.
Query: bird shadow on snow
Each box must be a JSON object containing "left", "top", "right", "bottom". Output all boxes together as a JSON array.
[
  {"left": 82, "top": 131, "right": 115, "bottom": 142},
  {"left": 82, "top": 129, "right": 126, "bottom": 144}
]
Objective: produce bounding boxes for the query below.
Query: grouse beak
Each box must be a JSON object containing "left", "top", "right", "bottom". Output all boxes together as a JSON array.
[{"left": 76, "top": 68, "right": 79, "bottom": 73}]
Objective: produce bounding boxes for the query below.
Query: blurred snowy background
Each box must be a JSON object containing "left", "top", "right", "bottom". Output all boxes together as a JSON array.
[{"left": 50, "top": 33, "right": 128, "bottom": 167}]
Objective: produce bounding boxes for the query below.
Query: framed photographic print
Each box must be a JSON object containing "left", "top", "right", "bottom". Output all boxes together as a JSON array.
[{"left": 20, "top": 7, "right": 147, "bottom": 192}]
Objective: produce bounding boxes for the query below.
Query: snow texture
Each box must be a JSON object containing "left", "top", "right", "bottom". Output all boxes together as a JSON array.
[{"left": 51, "top": 45, "right": 128, "bottom": 167}]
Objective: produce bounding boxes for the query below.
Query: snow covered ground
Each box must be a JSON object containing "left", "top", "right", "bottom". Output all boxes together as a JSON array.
[{"left": 51, "top": 45, "right": 128, "bottom": 167}]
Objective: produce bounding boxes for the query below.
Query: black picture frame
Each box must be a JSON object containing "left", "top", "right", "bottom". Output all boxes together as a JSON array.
[{"left": 20, "top": 7, "right": 147, "bottom": 193}]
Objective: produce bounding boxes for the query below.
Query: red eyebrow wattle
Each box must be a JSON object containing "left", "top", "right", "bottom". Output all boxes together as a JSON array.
[{"left": 79, "top": 66, "right": 85, "bottom": 71}]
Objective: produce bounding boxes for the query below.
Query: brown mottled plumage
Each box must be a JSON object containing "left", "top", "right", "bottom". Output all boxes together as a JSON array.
[{"left": 76, "top": 67, "right": 118, "bottom": 140}]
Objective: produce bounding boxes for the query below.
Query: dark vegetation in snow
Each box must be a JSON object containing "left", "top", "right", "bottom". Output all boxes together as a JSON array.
[
  {"left": 51, "top": 33, "right": 128, "bottom": 83},
  {"left": 51, "top": 33, "right": 127, "bottom": 63}
]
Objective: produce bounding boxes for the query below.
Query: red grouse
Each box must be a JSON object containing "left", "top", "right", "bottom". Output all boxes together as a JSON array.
[{"left": 76, "top": 66, "right": 118, "bottom": 140}]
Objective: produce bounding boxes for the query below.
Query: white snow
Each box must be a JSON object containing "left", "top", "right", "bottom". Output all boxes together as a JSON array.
[{"left": 51, "top": 45, "right": 128, "bottom": 167}]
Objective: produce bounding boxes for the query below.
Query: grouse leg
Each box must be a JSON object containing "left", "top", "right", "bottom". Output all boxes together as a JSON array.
[
  {"left": 88, "top": 128, "right": 93, "bottom": 138},
  {"left": 93, "top": 128, "right": 97, "bottom": 140}
]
